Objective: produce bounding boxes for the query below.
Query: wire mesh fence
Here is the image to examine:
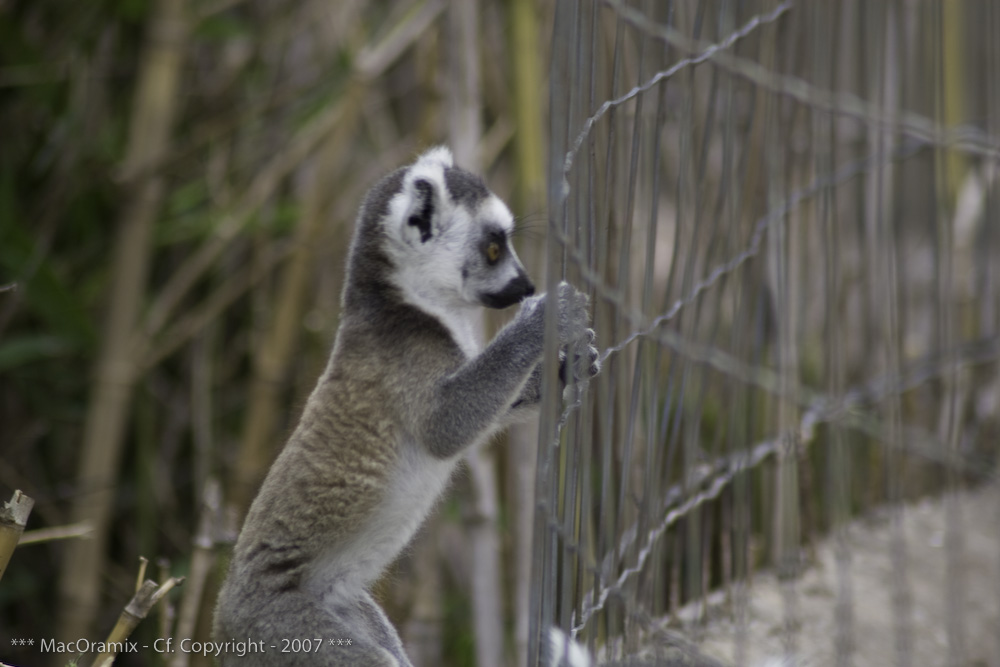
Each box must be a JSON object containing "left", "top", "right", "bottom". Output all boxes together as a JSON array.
[{"left": 530, "top": 1, "right": 1000, "bottom": 665}]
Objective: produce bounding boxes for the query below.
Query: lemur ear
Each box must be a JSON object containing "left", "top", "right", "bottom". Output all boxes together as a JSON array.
[
  {"left": 408, "top": 179, "right": 436, "bottom": 243},
  {"left": 396, "top": 146, "right": 453, "bottom": 244}
]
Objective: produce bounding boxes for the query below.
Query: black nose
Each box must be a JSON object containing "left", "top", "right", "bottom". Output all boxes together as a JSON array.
[{"left": 480, "top": 273, "right": 534, "bottom": 309}]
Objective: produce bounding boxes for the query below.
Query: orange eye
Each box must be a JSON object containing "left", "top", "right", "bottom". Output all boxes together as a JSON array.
[{"left": 486, "top": 242, "right": 501, "bottom": 263}]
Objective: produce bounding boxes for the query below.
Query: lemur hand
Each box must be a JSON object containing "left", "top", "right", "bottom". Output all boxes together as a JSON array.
[
  {"left": 537, "top": 282, "right": 601, "bottom": 382},
  {"left": 555, "top": 282, "right": 600, "bottom": 382},
  {"left": 518, "top": 281, "right": 589, "bottom": 341},
  {"left": 554, "top": 281, "right": 592, "bottom": 345},
  {"left": 560, "top": 326, "right": 600, "bottom": 384},
  {"left": 518, "top": 281, "right": 599, "bottom": 382}
]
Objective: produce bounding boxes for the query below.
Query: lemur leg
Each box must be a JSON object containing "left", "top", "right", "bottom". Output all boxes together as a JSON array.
[{"left": 217, "top": 587, "right": 411, "bottom": 667}]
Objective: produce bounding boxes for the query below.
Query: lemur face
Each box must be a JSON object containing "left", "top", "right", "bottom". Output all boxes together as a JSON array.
[
  {"left": 458, "top": 193, "right": 535, "bottom": 309},
  {"left": 386, "top": 147, "right": 534, "bottom": 312}
]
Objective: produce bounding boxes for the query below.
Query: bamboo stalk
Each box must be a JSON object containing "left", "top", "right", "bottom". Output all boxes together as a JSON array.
[
  {"left": 509, "top": 0, "right": 545, "bottom": 210},
  {"left": 942, "top": 0, "right": 966, "bottom": 205},
  {"left": 507, "top": 1, "right": 546, "bottom": 665},
  {"left": 56, "top": 0, "right": 189, "bottom": 642},
  {"left": 447, "top": 0, "right": 482, "bottom": 169},
  {"left": 402, "top": 520, "right": 444, "bottom": 667},
  {"left": 0, "top": 490, "right": 33, "bottom": 583},
  {"left": 17, "top": 521, "right": 91, "bottom": 547},
  {"left": 170, "top": 480, "right": 221, "bottom": 667},
  {"left": 93, "top": 575, "right": 185, "bottom": 667}
]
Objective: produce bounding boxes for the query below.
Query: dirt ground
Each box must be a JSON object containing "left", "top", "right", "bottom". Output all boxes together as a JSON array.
[{"left": 679, "top": 481, "right": 1000, "bottom": 667}]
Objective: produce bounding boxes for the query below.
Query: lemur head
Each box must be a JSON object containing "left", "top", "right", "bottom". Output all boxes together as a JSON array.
[{"left": 375, "top": 147, "right": 534, "bottom": 312}]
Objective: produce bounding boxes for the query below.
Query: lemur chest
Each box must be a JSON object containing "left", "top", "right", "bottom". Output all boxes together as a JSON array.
[
  {"left": 309, "top": 439, "right": 457, "bottom": 600},
  {"left": 377, "top": 440, "right": 457, "bottom": 550}
]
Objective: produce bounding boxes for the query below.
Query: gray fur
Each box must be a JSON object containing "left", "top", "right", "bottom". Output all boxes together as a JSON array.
[
  {"left": 214, "top": 148, "right": 599, "bottom": 666},
  {"left": 444, "top": 166, "right": 490, "bottom": 208}
]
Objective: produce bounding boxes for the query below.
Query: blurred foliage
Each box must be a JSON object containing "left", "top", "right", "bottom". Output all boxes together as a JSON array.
[{"left": 0, "top": 0, "right": 545, "bottom": 664}]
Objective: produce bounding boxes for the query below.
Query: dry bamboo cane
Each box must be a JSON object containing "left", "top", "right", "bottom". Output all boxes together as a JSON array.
[
  {"left": 56, "top": 0, "right": 189, "bottom": 642},
  {"left": 169, "top": 480, "right": 220, "bottom": 667},
  {"left": 507, "top": 1, "right": 546, "bottom": 665},
  {"left": 93, "top": 575, "right": 184, "bottom": 667}
]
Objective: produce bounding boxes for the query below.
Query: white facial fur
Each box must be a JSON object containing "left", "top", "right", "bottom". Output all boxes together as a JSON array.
[{"left": 383, "top": 148, "right": 530, "bottom": 356}]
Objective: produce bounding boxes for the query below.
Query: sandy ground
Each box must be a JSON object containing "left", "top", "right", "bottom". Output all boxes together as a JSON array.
[{"left": 679, "top": 481, "right": 1000, "bottom": 667}]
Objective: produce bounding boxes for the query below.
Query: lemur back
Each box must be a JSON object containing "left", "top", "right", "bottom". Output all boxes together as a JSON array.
[{"left": 214, "top": 147, "right": 599, "bottom": 666}]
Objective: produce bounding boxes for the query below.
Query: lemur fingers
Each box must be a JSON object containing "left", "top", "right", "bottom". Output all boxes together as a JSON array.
[
  {"left": 556, "top": 281, "right": 592, "bottom": 346},
  {"left": 577, "top": 329, "right": 601, "bottom": 379},
  {"left": 557, "top": 328, "right": 600, "bottom": 386},
  {"left": 560, "top": 335, "right": 600, "bottom": 383}
]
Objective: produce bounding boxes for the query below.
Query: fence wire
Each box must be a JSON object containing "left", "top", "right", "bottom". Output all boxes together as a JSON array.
[{"left": 529, "top": 1, "right": 1000, "bottom": 666}]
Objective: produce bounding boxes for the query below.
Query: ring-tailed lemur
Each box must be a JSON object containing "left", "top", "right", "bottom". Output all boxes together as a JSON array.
[{"left": 213, "top": 147, "right": 600, "bottom": 666}]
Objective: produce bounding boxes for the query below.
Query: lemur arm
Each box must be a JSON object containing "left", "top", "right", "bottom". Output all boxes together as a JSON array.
[
  {"left": 509, "top": 362, "right": 544, "bottom": 412},
  {"left": 420, "top": 286, "right": 600, "bottom": 458},
  {"left": 422, "top": 302, "right": 546, "bottom": 459}
]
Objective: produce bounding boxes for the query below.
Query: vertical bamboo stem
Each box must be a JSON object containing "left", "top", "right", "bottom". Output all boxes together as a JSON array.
[
  {"left": 508, "top": 0, "right": 546, "bottom": 664},
  {"left": 402, "top": 521, "right": 444, "bottom": 667},
  {"left": 170, "top": 480, "right": 221, "bottom": 667},
  {"left": 57, "top": 0, "right": 188, "bottom": 642}
]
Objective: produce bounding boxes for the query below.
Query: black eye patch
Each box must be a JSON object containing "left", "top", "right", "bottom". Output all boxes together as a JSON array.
[{"left": 481, "top": 229, "right": 507, "bottom": 265}]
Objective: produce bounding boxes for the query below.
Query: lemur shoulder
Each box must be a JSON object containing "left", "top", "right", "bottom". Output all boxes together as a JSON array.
[{"left": 214, "top": 147, "right": 599, "bottom": 667}]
